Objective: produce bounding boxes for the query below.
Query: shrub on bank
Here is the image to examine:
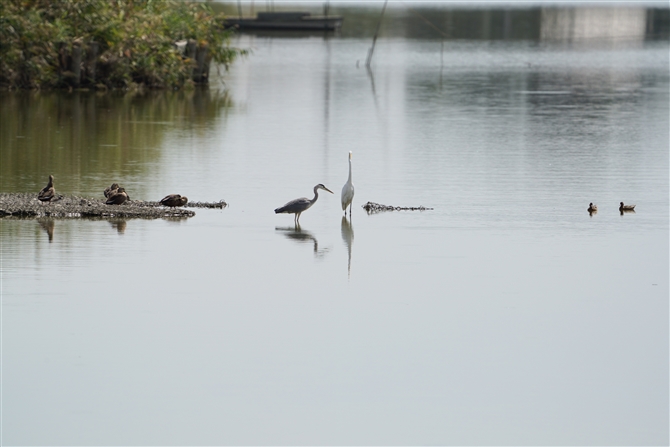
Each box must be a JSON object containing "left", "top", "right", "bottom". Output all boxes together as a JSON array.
[{"left": 0, "top": 0, "right": 243, "bottom": 89}]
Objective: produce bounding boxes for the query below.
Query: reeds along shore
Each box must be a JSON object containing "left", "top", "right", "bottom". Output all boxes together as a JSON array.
[{"left": 0, "top": 0, "right": 244, "bottom": 90}]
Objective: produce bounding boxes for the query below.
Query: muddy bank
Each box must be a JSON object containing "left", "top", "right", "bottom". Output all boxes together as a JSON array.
[{"left": 0, "top": 193, "right": 226, "bottom": 219}]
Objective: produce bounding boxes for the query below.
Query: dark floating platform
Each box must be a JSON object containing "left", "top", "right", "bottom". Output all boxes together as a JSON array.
[
  {"left": 0, "top": 193, "right": 227, "bottom": 219},
  {"left": 224, "top": 12, "right": 343, "bottom": 31},
  {"left": 362, "top": 201, "right": 434, "bottom": 214}
]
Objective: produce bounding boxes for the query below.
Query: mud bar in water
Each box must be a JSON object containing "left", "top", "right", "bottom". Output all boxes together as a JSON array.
[
  {"left": 362, "top": 201, "right": 433, "bottom": 214},
  {"left": 0, "top": 193, "right": 227, "bottom": 219}
]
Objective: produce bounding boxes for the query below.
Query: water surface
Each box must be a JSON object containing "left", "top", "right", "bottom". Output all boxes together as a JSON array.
[{"left": 1, "top": 5, "right": 668, "bottom": 445}]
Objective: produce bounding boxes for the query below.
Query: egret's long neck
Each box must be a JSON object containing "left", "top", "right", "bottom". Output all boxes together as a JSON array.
[{"left": 347, "top": 159, "right": 352, "bottom": 182}]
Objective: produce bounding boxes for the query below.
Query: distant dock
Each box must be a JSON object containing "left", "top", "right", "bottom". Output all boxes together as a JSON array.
[{"left": 224, "top": 12, "right": 343, "bottom": 31}]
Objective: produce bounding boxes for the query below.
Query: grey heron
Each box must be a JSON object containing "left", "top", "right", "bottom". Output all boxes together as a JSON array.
[
  {"left": 341, "top": 151, "right": 355, "bottom": 216},
  {"left": 38, "top": 175, "right": 55, "bottom": 202},
  {"left": 160, "top": 194, "right": 188, "bottom": 207},
  {"left": 106, "top": 187, "right": 129, "bottom": 205},
  {"left": 275, "top": 183, "right": 333, "bottom": 225}
]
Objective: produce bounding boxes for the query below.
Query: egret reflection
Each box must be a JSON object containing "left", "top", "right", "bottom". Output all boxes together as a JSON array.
[
  {"left": 276, "top": 226, "right": 330, "bottom": 258},
  {"left": 341, "top": 216, "right": 354, "bottom": 278}
]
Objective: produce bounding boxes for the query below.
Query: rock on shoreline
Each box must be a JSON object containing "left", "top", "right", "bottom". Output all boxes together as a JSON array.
[{"left": 0, "top": 193, "right": 215, "bottom": 219}]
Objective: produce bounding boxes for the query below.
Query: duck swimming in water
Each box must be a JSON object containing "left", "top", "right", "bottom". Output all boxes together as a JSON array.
[
  {"left": 587, "top": 203, "right": 597, "bottom": 213},
  {"left": 619, "top": 202, "right": 636, "bottom": 212}
]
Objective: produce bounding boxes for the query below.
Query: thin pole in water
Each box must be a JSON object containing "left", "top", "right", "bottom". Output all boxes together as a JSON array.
[{"left": 365, "top": 0, "right": 389, "bottom": 69}]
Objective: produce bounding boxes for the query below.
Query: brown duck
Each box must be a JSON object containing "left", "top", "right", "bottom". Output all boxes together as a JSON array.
[
  {"left": 619, "top": 202, "right": 636, "bottom": 212},
  {"left": 106, "top": 187, "right": 129, "bottom": 205},
  {"left": 38, "top": 175, "right": 55, "bottom": 202},
  {"left": 587, "top": 203, "right": 597, "bottom": 213},
  {"left": 104, "top": 183, "right": 120, "bottom": 198},
  {"left": 160, "top": 194, "right": 188, "bottom": 207}
]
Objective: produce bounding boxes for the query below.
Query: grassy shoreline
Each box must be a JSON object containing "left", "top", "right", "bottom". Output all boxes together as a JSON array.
[{"left": 0, "top": 0, "right": 243, "bottom": 90}]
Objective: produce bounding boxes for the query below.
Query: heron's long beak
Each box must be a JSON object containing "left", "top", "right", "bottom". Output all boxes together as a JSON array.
[{"left": 324, "top": 186, "right": 334, "bottom": 194}]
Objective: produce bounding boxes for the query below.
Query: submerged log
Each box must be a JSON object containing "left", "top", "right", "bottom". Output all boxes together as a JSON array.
[{"left": 362, "top": 201, "right": 433, "bottom": 213}]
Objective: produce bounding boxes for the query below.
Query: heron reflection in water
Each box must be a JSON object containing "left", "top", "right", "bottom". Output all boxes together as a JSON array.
[
  {"left": 341, "top": 216, "right": 354, "bottom": 278},
  {"left": 276, "top": 226, "right": 330, "bottom": 258}
]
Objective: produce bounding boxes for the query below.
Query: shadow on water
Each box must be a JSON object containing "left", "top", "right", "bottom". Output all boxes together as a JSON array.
[
  {"left": 0, "top": 88, "right": 233, "bottom": 196},
  {"left": 275, "top": 226, "right": 330, "bottom": 258},
  {"left": 340, "top": 216, "right": 354, "bottom": 278}
]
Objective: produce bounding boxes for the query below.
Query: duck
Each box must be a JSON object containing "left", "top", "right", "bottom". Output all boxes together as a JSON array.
[
  {"left": 104, "top": 183, "right": 120, "bottom": 198},
  {"left": 160, "top": 194, "right": 188, "bottom": 208},
  {"left": 619, "top": 202, "right": 636, "bottom": 212},
  {"left": 587, "top": 203, "right": 597, "bottom": 213},
  {"left": 38, "top": 174, "right": 55, "bottom": 202},
  {"left": 106, "top": 187, "right": 129, "bottom": 205}
]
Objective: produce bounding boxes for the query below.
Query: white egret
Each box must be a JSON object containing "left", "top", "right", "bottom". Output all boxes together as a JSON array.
[{"left": 341, "top": 151, "right": 354, "bottom": 216}]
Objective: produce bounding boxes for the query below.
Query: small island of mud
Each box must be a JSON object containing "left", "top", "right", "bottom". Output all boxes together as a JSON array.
[{"left": 0, "top": 193, "right": 227, "bottom": 219}]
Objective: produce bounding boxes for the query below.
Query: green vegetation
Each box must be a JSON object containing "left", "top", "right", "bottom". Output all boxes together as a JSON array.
[{"left": 0, "top": 0, "right": 244, "bottom": 89}]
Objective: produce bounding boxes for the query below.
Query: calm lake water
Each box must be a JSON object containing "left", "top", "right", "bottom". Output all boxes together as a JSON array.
[{"left": 2, "top": 4, "right": 669, "bottom": 445}]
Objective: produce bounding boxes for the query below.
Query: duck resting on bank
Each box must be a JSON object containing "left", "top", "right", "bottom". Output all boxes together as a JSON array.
[
  {"left": 104, "top": 183, "right": 120, "bottom": 198},
  {"left": 38, "top": 174, "right": 55, "bottom": 202},
  {"left": 106, "top": 187, "right": 129, "bottom": 205},
  {"left": 160, "top": 194, "right": 188, "bottom": 208}
]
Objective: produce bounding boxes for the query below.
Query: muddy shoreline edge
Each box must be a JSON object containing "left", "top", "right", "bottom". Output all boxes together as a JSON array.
[{"left": 0, "top": 193, "right": 227, "bottom": 219}]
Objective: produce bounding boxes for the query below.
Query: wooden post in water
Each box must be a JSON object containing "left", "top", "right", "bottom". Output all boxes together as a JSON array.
[
  {"left": 195, "top": 43, "right": 209, "bottom": 83},
  {"left": 57, "top": 42, "right": 67, "bottom": 77},
  {"left": 85, "top": 42, "right": 99, "bottom": 84},
  {"left": 186, "top": 40, "right": 197, "bottom": 60},
  {"left": 366, "top": 0, "right": 389, "bottom": 68},
  {"left": 71, "top": 41, "right": 82, "bottom": 87},
  {"left": 186, "top": 39, "right": 197, "bottom": 81}
]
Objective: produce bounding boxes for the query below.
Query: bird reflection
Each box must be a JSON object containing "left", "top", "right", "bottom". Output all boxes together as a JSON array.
[
  {"left": 341, "top": 216, "right": 354, "bottom": 278},
  {"left": 276, "top": 226, "right": 329, "bottom": 258},
  {"left": 108, "top": 219, "right": 127, "bottom": 234},
  {"left": 37, "top": 218, "right": 55, "bottom": 242}
]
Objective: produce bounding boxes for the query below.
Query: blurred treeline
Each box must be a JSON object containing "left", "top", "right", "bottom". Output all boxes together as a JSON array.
[{"left": 0, "top": 0, "right": 244, "bottom": 89}]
